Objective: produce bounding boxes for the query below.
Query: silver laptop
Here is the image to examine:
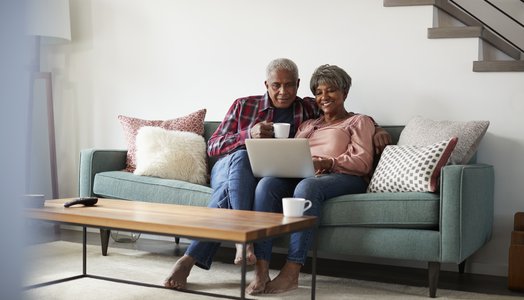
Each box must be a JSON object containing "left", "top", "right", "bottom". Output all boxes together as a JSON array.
[{"left": 245, "top": 138, "right": 315, "bottom": 178}]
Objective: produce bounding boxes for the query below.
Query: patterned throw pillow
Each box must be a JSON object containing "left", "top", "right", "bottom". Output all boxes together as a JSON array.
[
  {"left": 118, "top": 109, "right": 206, "bottom": 172},
  {"left": 397, "top": 116, "right": 489, "bottom": 164},
  {"left": 134, "top": 127, "right": 208, "bottom": 185},
  {"left": 367, "top": 137, "right": 458, "bottom": 193}
]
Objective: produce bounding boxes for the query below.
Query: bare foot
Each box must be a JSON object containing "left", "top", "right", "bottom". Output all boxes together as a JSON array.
[
  {"left": 264, "top": 261, "right": 301, "bottom": 294},
  {"left": 246, "top": 260, "right": 270, "bottom": 295},
  {"left": 163, "top": 255, "right": 195, "bottom": 289},
  {"left": 234, "top": 243, "right": 256, "bottom": 266}
]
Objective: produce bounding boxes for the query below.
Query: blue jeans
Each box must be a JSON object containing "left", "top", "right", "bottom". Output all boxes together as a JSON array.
[
  {"left": 185, "top": 150, "right": 257, "bottom": 269},
  {"left": 253, "top": 173, "right": 367, "bottom": 264}
]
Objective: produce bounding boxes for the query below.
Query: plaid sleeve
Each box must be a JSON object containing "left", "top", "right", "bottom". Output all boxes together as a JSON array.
[
  {"left": 301, "top": 97, "right": 321, "bottom": 120},
  {"left": 207, "top": 99, "right": 252, "bottom": 157}
]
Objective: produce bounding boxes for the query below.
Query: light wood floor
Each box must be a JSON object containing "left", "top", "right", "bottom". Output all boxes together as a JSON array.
[{"left": 28, "top": 222, "right": 524, "bottom": 298}]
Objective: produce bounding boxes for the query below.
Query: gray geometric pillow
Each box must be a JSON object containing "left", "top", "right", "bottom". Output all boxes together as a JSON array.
[
  {"left": 367, "top": 137, "right": 458, "bottom": 193},
  {"left": 397, "top": 116, "right": 489, "bottom": 164}
]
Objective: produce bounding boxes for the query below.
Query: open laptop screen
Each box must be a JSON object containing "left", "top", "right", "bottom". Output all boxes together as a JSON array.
[{"left": 245, "top": 138, "right": 315, "bottom": 178}]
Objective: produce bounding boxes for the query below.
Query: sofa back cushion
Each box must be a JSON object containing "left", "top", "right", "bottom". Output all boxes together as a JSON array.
[
  {"left": 204, "top": 121, "right": 221, "bottom": 171},
  {"left": 380, "top": 125, "right": 404, "bottom": 145}
]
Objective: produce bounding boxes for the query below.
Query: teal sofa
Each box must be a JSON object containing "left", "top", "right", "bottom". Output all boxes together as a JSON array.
[{"left": 78, "top": 121, "right": 494, "bottom": 297}]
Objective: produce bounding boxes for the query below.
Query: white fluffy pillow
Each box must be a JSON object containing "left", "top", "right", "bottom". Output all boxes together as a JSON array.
[{"left": 134, "top": 126, "right": 207, "bottom": 185}]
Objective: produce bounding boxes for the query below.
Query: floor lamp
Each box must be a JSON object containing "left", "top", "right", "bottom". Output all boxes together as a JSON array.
[{"left": 26, "top": 0, "right": 71, "bottom": 199}]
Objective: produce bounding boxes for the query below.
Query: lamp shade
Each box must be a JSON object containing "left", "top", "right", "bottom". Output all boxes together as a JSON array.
[{"left": 26, "top": 0, "right": 71, "bottom": 41}]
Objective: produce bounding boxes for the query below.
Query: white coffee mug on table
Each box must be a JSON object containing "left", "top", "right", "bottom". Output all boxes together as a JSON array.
[
  {"left": 273, "top": 123, "right": 291, "bottom": 138},
  {"left": 282, "top": 197, "right": 312, "bottom": 217}
]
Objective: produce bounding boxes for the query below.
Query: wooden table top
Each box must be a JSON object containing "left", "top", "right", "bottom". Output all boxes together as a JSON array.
[{"left": 25, "top": 198, "right": 317, "bottom": 243}]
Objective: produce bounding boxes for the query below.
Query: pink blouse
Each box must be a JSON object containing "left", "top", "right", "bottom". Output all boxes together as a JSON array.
[{"left": 295, "top": 114, "right": 375, "bottom": 176}]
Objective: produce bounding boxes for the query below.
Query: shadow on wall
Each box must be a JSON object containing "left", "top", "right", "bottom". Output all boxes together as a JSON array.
[
  {"left": 479, "top": 131, "right": 524, "bottom": 207},
  {"left": 475, "top": 131, "right": 524, "bottom": 271}
]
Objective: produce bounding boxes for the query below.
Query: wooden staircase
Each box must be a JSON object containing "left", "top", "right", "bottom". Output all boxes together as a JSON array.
[{"left": 384, "top": 0, "right": 524, "bottom": 72}]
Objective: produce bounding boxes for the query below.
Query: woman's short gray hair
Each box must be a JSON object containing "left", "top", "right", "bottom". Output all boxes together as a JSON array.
[
  {"left": 310, "top": 64, "right": 352, "bottom": 95},
  {"left": 266, "top": 58, "right": 299, "bottom": 81}
]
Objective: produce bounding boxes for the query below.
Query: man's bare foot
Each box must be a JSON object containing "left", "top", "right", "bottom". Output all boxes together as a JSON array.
[
  {"left": 163, "top": 255, "right": 195, "bottom": 290},
  {"left": 234, "top": 243, "right": 256, "bottom": 266},
  {"left": 246, "top": 260, "right": 270, "bottom": 295},
  {"left": 264, "top": 261, "right": 301, "bottom": 294}
]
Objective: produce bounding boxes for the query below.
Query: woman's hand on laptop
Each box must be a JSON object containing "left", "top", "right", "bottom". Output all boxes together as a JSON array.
[
  {"left": 250, "top": 121, "right": 274, "bottom": 138},
  {"left": 313, "top": 156, "right": 333, "bottom": 175}
]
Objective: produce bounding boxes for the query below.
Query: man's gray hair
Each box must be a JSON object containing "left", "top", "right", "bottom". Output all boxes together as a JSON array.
[
  {"left": 266, "top": 58, "right": 299, "bottom": 81},
  {"left": 310, "top": 64, "right": 352, "bottom": 95}
]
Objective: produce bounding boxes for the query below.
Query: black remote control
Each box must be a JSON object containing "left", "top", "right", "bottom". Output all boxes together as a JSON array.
[{"left": 64, "top": 197, "right": 98, "bottom": 208}]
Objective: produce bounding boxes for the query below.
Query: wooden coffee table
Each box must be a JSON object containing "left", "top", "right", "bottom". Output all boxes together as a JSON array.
[{"left": 24, "top": 198, "right": 318, "bottom": 299}]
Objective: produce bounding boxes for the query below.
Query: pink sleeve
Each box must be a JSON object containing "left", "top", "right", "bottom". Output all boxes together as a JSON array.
[
  {"left": 295, "top": 119, "right": 315, "bottom": 138},
  {"left": 332, "top": 115, "right": 375, "bottom": 176}
]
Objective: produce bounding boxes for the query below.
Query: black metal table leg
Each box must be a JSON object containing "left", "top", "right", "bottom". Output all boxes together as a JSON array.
[
  {"left": 311, "top": 229, "right": 318, "bottom": 300},
  {"left": 83, "top": 226, "right": 87, "bottom": 275},
  {"left": 240, "top": 242, "right": 247, "bottom": 299}
]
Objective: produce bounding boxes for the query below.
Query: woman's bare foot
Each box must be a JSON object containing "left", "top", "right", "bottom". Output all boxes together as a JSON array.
[
  {"left": 163, "top": 255, "right": 195, "bottom": 290},
  {"left": 234, "top": 243, "right": 256, "bottom": 266},
  {"left": 246, "top": 260, "right": 270, "bottom": 295},
  {"left": 264, "top": 261, "right": 301, "bottom": 294}
]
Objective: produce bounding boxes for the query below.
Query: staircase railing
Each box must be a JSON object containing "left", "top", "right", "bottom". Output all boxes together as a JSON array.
[{"left": 448, "top": 0, "right": 524, "bottom": 53}]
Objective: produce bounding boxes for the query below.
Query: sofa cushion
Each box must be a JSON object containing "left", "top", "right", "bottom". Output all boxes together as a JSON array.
[
  {"left": 134, "top": 127, "right": 208, "bottom": 185},
  {"left": 93, "top": 171, "right": 212, "bottom": 207},
  {"left": 321, "top": 192, "right": 440, "bottom": 229},
  {"left": 367, "top": 138, "right": 457, "bottom": 193},
  {"left": 397, "top": 116, "right": 489, "bottom": 164},
  {"left": 118, "top": 109, "right": 207, "bottom": 172}
]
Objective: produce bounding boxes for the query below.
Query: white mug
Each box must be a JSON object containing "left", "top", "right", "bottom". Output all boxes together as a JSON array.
[
  {"left": 273, "top": 123, "right": 291, "bottom": 139},
  {"left": 282, "top": 197, "right": 312, "bottom": 217}
]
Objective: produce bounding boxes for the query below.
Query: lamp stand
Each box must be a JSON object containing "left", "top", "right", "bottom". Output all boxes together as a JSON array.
[{"left": 27, "top": 72, "right": 58, "bottom": 200}]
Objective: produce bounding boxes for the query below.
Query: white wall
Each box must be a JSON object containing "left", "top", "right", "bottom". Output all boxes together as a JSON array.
[{"left": 42, "top": 0, "right": 524, "bottom": 277}]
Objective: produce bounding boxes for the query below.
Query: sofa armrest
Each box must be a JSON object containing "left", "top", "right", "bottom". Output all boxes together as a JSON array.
[
  {"left": 78, "top": 149, "right": 127, "bottom": 197},
  {"left": 439, "top": 163, "right": 494, "bottom": 263}
]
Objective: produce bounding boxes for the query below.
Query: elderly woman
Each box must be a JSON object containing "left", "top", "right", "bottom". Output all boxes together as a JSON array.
[{"left": 246, "top": 64, "right": 375, "bottom": 295}]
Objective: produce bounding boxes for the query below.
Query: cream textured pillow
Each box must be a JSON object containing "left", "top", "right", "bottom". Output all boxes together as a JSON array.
[
  {"left": 397, "top": 116, "right": 489, "bottom": 164},
  {"left": 118, "top": 109, "right": 206, "bottom": 172},
  {"left": 367, "top": 137, "right": 458, "bottom": 193},
  {"left": 134, "top": 126, "right": 208, "bottom": 185}
]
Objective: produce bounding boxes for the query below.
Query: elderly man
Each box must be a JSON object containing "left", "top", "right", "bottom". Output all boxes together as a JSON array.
[{"left": 164, "top": 58, "right": 391, "bottom": 290}]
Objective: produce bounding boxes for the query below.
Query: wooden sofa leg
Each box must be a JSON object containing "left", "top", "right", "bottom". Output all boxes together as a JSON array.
[
  {"left": 459, "top": 260, "right": 466, "bottom": 274},
  {"left": 100, "top": 229, "right": 110, "bottom": 256},
  {"left": 175, "top": 237, "right": 180, "bottom": 245},
  {"left": 428, "top": 262, "right": 440, "bottom": 298}
]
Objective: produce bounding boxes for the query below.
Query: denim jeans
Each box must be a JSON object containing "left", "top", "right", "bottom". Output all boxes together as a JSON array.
[
  {"left": 253, "top": 173, "right": 367, "bottom": 264},
  {"left": 185, "top": 150, "right": 257, "bottom": 269}
]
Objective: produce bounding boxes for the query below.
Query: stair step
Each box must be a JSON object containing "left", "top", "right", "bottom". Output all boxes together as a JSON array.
[
  {"left": 473, "top": 60, "right": 524, "bottom": 72},
  {"left": 430, "top": 1, "right": 521, "bottom": 60},
  {"left": 427, "top": 26, "right": 521, "bottom": 60},
  {"left": 481, "top": 30, "right": 522, "bottom": 61},
  {"left": 428, "top": 26, "right": 482, "bottom": 38},
  {"left": 384, "top": 0, "right": 435, "bottom": 6}
]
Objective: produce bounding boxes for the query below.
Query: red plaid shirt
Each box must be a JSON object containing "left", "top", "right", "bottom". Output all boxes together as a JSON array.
[{"left": 207, "top": 93, "right": 320, "bottom": 157}]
